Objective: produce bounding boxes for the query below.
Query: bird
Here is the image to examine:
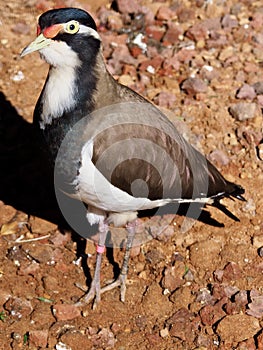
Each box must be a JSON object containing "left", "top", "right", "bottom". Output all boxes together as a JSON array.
[{"left": 21, "top": 7, "right": 245, "bottom": 308}]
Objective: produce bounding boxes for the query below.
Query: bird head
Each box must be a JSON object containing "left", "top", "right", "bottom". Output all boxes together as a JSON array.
[{"left": 21, "top": 8, "right": 101, "bottom": 67}]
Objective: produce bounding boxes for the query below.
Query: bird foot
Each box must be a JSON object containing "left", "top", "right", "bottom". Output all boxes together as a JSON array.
[
  {"left": 75, "top": 278, "right": 101, "bottom": 309},
  {"left": 76, "top": 273, "right": 128, "bottom": 308},
  {"left": 101, "top": 273, "right": 128, "bottom": 302}
]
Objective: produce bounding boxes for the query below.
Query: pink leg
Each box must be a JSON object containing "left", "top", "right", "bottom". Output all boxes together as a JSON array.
[
  {"left": 100, "top": 220, "right": 137, "bottom": 302},
  {"left": 75, "top": 220, "right": 109, "bottom": 309}
]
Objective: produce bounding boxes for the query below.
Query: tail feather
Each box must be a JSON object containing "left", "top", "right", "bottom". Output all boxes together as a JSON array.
[{"left": 215, "top": 183, "right": 246, "bottom": 202}]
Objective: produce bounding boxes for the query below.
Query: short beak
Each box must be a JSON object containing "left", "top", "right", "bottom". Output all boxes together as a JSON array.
[{"left": 20, "top": 33, "right": 52, "bottom": 57}]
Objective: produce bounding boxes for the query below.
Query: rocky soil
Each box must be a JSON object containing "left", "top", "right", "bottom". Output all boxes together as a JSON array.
[{"left": 0, "top": 0, "right": 263, "bottom": 349}]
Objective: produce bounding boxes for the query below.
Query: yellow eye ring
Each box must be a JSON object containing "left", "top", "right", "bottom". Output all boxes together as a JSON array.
[{"left": 64, "top": 20, "right": 79, "bottom": 34}]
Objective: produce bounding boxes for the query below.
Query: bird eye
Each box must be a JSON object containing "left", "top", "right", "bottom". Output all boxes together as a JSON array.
[{"left": 65, "top": 20, "right": 79, "bottom": 34}]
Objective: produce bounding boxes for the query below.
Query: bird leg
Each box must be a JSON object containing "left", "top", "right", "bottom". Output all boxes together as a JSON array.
[
  {"left": 100, "top": 220, "right": 137, "bottom": 302},
  {"left": 75, "top": 220, "right": 109, "bottom": 309}
]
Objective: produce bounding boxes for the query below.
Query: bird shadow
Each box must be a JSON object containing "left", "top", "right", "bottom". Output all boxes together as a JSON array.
[{"left": 0, "top": 92, "right": 233, "bottom": 289}]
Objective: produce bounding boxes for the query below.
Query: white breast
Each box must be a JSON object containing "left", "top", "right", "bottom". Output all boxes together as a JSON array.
[{"left": 39, "top": 41, "right": 81, "bottom": 128}]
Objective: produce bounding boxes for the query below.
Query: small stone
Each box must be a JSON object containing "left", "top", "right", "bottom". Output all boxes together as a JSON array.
[
  {"left": 246, "top": 290, "right": 263, "bottom": 318},
  {"left": 166, "top": 308, "right": 197, "bottom": 342},
  {"left": 29, "top": 216, "right": 57, "bottom": 234},
  {"left": 0, "top": 221, "right": 18, "bottom": 236},
  {"left": 55, "top": 342, "right": 72, "bottom": 350},
  {"left": 27, "top": 245, "right": 55, "bottom": 264},
  {"left": 106, "top": 13, "right": 123, "bottom": 31},
  {"left": 236, "top": 84, "right": 256, "bottom": 100},
  {"left": 42, "top": 275, "right": 60, "bottom": 293},
  {"left": 52, "top": 304, "right": 81, "bottom": 321},
  {"left": 221, "top": 14, "right": 238, "bottom": 29},
  {"left": 135, "top": 315, "right": 148, "bottom": 329},
  {"left": 18, "top": 260, "right": 40, "bottom": 276},
  {"left": 161, "top": 262, "right": 185, "bottom": 292},
  {"left": 162, "top": 23, "right": 183, "bottom": 44},
  {"left": 118, "top": 74, "right": 135, "bottom": 86},
  {"left": 0, "top": 203, "right": 17, "bottom": 226},
  {"left": 257, "top": 95, "right": 263, "bottom": 108},
  {"left": 153, "top": 91, "right": 176, "bottom": 108},
  {"left": 30, "top": 330, "right": 48, "bottom": 348},
  {"left": 258, "top": 247, "right": 263, "bottom": 258},
  {"left": 5, "top": 297, "right": 33, "bottom": 319},
  {"left": 90, "top": 328, "right": 116, "bottom": 349},
  {"left": 156, "top": 6, "right": 176, "bottom": 21},
  {"left": 253, "top": 235, "right": 263, "bottom": 248},
  {"left": 139, "top": 56, "right": 163, "bottom": 73},
  {"left": 199, "top": 298, "right": 227, "bottom": 326},
  {"left": 50, "top": 231, "right": 71, "bottom": 247},
  {"left": 208, "top": 149, "right": 230, "bottom": 166},
  {"left": 253, "top": 82, "right": 263, "bottom": 95},
  {"left": 216, "top": 314, "right": 260, "bottom": 343},
  {"left": 160, "top": 328, "right": 169, "bottom": 338},
  {"left": 199, "top": 65, "right": 219, "bottom": 81},
  {"left": 181, "top": 77, "right": 207, "bottom": 96},
  {"left": 229, "top": 102, "right": 259, "bottom": 121},
  {"left": 11, "top": 22, "right": 30, "bottom": 35},
  {"left": 222, "top": 262, "right": 242, "bottom": 282},
  {"left": 186, "top": 23, "right": 208, "bottom": 41},
  {"left": 115, "top": 0, "right": 141, "bottom": 14},
  {"left": 145, "top": 25, "right": 165, "bottom": 41}
]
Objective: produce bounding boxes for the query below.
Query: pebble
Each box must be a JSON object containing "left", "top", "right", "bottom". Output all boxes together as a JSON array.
[
  {"left": 52, "top": 304, "right": 81, "bottom": 321},
  {"left": 166, "top": 308, "right": 197, "bottom": 342},
  {"left": 236, "top": 84, "right": 256, "bottom": 100},
  {"left": 11, "top": 70, "right": 24, "bottom": 82},
  {"left": 49, "top": 231, "right": 71, "bottom": 247},
  {"left": 156, "top": 6, "right": 176, "bottom": 21},
  {"left": 160, "top": 327, "right": 169, "bottom": 338},
  {"left": 55, "top": 342, "right": 71, "bottom": 350},
  {"left": 11, "top": 22, "right": 30, "bottom": 34},
  {"left": 153, "top": 91, "right": 176, "bottom": 108},
  {"left": 115, "top": 0, "right": 141, "bottom": 14},
  {"left": 89, "top": 328, "right": 116, "bottom": 349},
  {"left": 253, "top": 81, "right": 263, "bottom": 95},
  {"left": 181, "top": 77, "right": 207, "bottom": 95},
  {"left": 222, "top": 262, "right": 242, "bottom": 282},
  {"left": 208, "top": 149, "right": 230, "bottom": 166},
  {"left": 5, "top": 297, "right": 33, "bottom": 319},
  {"left": 186, "top": 23, "right": 208, "bottom": 41},
  {"left": 27, "top": 245, "right": 56, "bottom": 264},
  {"left": 162, "top": 23, "right": 183, "bottom": 44},
  {"left": 0, "top": 203, "right": 17, "bottom": 225},
  {"left": 199, "top": 298, "right": 227, "bottom": 326},
  {"left": 29, "top": 330, "right": 48, "bottom": 348},
  {"left": 229, "top": 102, "right": 259, "bottom": 121},
  {"left": 29, "top": 216, "right": 57, "bottom": 234},
  {"left": 221, "top": 14, "right": 238, "bottom": 29},
  {"left": 252, "top": 235, "right": 263, "bottom": 249},
  {"left": 145, "top": 25, "right": 165, "bottom": 41},
  {"left": 216, "top": 314, "right": 260, "bottom": 343},
  {"left": 161, "top": 263, "right": 185, "bottom": 292},
  {"left": 246, "top": 290, "right": 263, "bottom": 318}
]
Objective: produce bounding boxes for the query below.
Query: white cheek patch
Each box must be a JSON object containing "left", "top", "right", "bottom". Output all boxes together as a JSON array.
[
  {"left": 39, "top": 41, "right": 81, "bottom": 127},
  {"left": 39, "top": 40, "right": 80, "bottom": 67}
]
